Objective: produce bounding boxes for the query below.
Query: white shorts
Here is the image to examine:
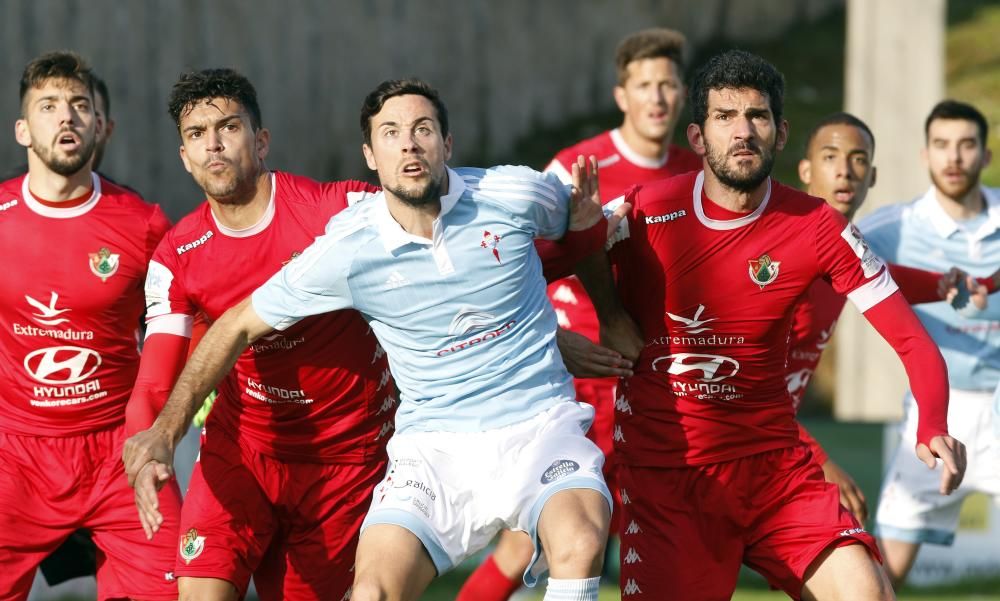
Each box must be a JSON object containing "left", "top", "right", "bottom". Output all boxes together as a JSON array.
[
  {"left": 876, "top": 389, "right": 1000, "bottom": 545},
  {"left": 360, "top": 401, "right": 611, "bottom": 586}
]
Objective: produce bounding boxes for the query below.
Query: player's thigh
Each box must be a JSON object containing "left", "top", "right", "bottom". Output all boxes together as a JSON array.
[
  {"left": 278, "top": 460, "right": 386, "bottom": 601},
  {"left": 177, "top": 576, "right": 240, "bottom": 601},
  {"left": 617, "top": 464, "right": 743, "bottom": 601},
  {"left": 173, "top": 431, "right": 276, "bottom": 598},
  {"left": 801, "top": 544, "right": 894, "bottom": 601},
  {"left": 0, "top": 434, "right": 85, "bottom": 600},
  {"left": 744, "top": 446, "right": 883, "bottom": 600},
  {"left": 492, "top": 529, "right": 535, "bottom": 579},
  {"left": 352, "top": 524, "right": 436, "bottom": 601}
]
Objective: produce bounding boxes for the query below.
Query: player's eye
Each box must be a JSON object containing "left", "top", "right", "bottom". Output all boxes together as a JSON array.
[
  {"left": 383, "top": 129, "right": 398, "bottom": 138},
  {"left": 416, "top": 126, "right": 431, "bottom": 135}
]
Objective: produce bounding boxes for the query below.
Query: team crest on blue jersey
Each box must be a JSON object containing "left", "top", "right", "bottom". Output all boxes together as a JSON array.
[
  {"left": 748, "top": 254, "right": 780, "bottom": 289},
  {"left": 88, "top": 247, "right": 119, "bottom": 282},
  {"left": 480, "top": 230, "right": 502, "bottom": 263}
]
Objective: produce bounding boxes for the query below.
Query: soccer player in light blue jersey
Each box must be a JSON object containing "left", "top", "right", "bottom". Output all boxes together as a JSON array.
[
  {"left": 859, "top": 100, "right": 1000, "bottom": 587},
  {"left": 124, "top": 79, "right": 620, "bottom": 601}
]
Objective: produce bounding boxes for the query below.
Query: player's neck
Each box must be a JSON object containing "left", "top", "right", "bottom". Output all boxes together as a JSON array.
[
  {"left": 207, "top": 170, "right": 273, "bottom": 230},
  {"left": 934, "top": 185, "right": 984, "bottom": 221},
  {"left": 702, "top": 168, "right": 768, "bottom": 212},
  {"left": 385, "top": 173, "right": 450, "bottom": 239},
  {"left": 25, "top": 154, "right": 93, "bottom": 201},
  {"left": 618, "top": 123, "right": 669, "bottom": 162}
]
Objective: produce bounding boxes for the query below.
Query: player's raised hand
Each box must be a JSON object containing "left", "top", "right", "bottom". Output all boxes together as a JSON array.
[
  {"left": 568, "top": 155, "right": 602, "bottom": 232},
  {"left": 133, "top": 460, "right": 172, "bottom": 539},
  {"left": 915, "top": 435, "right": 967, "bottom": 495},
  {"left": 821, "top": 459, "right": 868, "bottom": 524},
  {"left": 557, "top": 327, "right": 633, "bottom": 378},
  {"left": 122, "top": 426, "right": 174, "bottom": 488}
]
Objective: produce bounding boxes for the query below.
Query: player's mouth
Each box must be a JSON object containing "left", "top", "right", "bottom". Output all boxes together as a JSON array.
[
  {"left": 647, "top": 110, "right": 668, "bottom": 123},
  {"left": 55, "top": 131, "right": 81, "bottom": 152},
  {"left": 205, "top": 158, "right": 230, "bottom": 172},
  {"left": 942, "top": 168, "right": 966, "bottom": 181},
  {"left": 832, "top": 188, "right": 855, "bottom": 204},
  {"left": 400, "top": 161, "right": 428, "bottom": 177}
]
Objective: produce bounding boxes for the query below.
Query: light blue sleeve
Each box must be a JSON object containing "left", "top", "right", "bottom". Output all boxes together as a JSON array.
[
  {"left": 251, "top": 218, "right": 358, "bottom": 331},
  {"left": 857, "top": 205, "right": 904, "bottom": 263},
  {"left": 472, "top": 165, "right": 572, "bottom": 240}
]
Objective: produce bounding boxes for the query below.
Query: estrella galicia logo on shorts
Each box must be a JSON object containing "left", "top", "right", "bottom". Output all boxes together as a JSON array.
[
  {"left": 541, "top": 459, "right": 580, "bottom": 484},
  {"left": 179, "top": 528, "right": 206, "bottom": 564}
]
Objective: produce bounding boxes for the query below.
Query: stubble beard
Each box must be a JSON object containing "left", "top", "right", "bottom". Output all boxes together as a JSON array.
[
  {"left": 33, "top": 136, "right": 96, "bottom": 177},
  {"left": 705, "top": 138, "right": 777, "bottom": 193}
]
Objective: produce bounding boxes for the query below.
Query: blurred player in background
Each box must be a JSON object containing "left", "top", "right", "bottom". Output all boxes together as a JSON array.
[{"left": 0, "top": 51, "right": 177, "bottom": 601}]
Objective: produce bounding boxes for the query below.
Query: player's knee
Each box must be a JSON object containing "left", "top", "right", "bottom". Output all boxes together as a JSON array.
[{"left": 544, "top": 526, "right": 606, "bottom": 577}]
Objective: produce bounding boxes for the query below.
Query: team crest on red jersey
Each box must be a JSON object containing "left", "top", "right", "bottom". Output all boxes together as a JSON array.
[
  {"left": 481, "top": 230, "right": 502, "bottom": 263},
  {"left": 748, "top": 254, "right": 780, "bottom": 289},
  {"left": 88, "top": 247, "right": 120, "bottom": 282},
  {"left": 179, "top": 528, "right": 205, "bottom": 564}
]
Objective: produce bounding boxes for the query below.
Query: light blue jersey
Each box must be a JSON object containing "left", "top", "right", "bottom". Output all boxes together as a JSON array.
[
  {"left": 859, "top": 186, "right": 1000, "bottom": 391},
  {"left": 252, "top": 166, "right": 577, "bottom": 433}
]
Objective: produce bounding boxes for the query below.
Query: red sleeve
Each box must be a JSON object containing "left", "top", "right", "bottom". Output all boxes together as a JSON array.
[
  {"left": 797, "top": 422, "right": 829, "bottom": 465},
  {"left": 145, "top": 204, "right": 172, "bottom": 261},
  {"left": 535, "top": 215, "right": 608, "bottom": 283},
  {"left": 124, "top": 333, "right": 189, "bottom": 435},
  {"left": 862, "top": 291, "right": 949, "bottom": 446},
  {"left": 887, "top": 264, "right": 943, "bottom": 304}
]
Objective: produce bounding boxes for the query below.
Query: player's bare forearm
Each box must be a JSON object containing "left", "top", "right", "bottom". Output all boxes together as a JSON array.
[
  {"left": 575, "top": 253, "right": 642, "bottom": 361},
  {"left": 154, "top": 297, "right": 268, "bottom": 446}
]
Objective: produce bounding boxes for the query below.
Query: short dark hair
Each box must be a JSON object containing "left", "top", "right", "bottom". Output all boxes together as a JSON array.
[
  {"left": 168, "top": 68, "right": 262, "bottom": 133},
  {"left": 360, "top": 79, "right": 449, "bottom": 146},
  {"left": 805, "top": 112, "right": 875, "bottom": 156},
  {"left": 93, "top": 74, "right": 110, "bottom": 119},
  {"left": 19, "top": 51, "right": 95, "bottom": 111},
  {"left": 689, "top": 49, "right": 785, "bottom": 127},
  {"left": 924, "top": 100, "right": 989, "bottom": 147},
  {"left": 615, "top": 28, "right": 687, "bottom": 84}
]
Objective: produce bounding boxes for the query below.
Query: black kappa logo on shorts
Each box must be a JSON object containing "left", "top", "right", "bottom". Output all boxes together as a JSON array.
[{"left": 540, "top": 459, "right": 580, "bottom": 484}]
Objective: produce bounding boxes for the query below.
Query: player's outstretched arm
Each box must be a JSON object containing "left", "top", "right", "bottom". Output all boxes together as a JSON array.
[
  {"left": 861, "top": 290, "right": 967, "bottom": 494},
  {"left": 575, "top": 252, "right": 642, "bottom": 362}
]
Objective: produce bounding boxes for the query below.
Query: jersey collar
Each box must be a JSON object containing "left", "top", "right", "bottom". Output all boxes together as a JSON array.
[
  {"left": 376, "top": 166, "right": 465, "bottom": 252},
  {"left": 915, "top": 185, "right": 1000, "bottom": 241},
  {"left": 692, "top": 170, "right": 771, "bottom": 230},
  {"left": 610, "top": 128, "right": 669, "bottom": 169},
  {"left": 210, "top": 172, "right": 277, "bottom": 238},
  {"left": 21, "top": 172, "right": 101, "bottom": 218}
]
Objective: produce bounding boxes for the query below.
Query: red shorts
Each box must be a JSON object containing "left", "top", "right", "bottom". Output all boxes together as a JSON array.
[
  {"left": 177, "top": 427, "right": 386, "bottom": 600},
  {"left": 618, "top": 445, "right": 880, "bottom": 601},
  {"left": 0, "top": 426, "right": 181, "bottom": 601},
  {"left": 576, "top": 377, "right": 621, "bottom": 530}
]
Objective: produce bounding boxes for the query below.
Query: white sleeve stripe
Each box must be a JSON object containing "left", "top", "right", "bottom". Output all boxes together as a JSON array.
[
  {"left": 471, "top": 189, "right": 558, "bottom": 211},
  {"left": 544, "top": 160, "right": 573, "bottom": 185},
  {"left": 847, "top": 268, "right": 900, "bottom": 313},
  {"left": 471, "top": 180, "right": 561, "bottom": 208},
  {"left": 144, "top": 314, "right": 193, "bottom": 339}
]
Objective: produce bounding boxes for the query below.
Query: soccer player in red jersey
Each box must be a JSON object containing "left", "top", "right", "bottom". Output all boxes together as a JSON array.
[
  {"left": 121, "top": 69, "right": 391, "bottom": 601},
  {"left": 0, "top": 52, "right": 178, "bottom": 600},
  {"left": 458, "top": 28, "right": 701, "bottom": 600},
  {"left": 582, "top": 50, "right": 967, "bottom": 600}
]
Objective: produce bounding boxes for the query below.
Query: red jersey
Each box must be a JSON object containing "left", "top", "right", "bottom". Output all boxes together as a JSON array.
[
  {"left": 611, "top": 171, "right": 898, "bottom": 467},
  {"left": 0, "top": 173, "right": 170, "bottom": 436},
  {"left": 545, "top": 129, "right": 702, "bottom": 361},
  {"left": 144, "top": 171, "right": 390, "bottom": 464},
  {"left": 786, "top": 280, "right": 845, "bottom": 409}
]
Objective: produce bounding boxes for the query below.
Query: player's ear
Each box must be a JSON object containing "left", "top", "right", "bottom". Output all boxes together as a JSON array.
[
  {"left": 984, "top": 148, "right": 993, "bottom": 169},
  {"left": 178, "top": 145, "right": 193, "bottom": 174},
  {"left": 613, "top": 85, "right": 628, "bottom": 113},
  {"left": 255, "top": 127, "right": 270, "bottom": 161},
  {"left": 443, "top": 133, "right": 453, "bottom": 162},
  {"left": 798, "top": 158, "right": 812, "bottom": 186},
  {"left": 686, "top": 123, "right": 706, "bottom": 156},
  {"left": 14, "top": 118, "right": 31, "bottom": 148},
  {"left": 870, "top": 165, "right": 877, "bottom": 188},
  {"left": 775, "top": 119, "right": 789, "bottom": 152},
  {"left": 920, "top": 146, "right": 929, "bottom": 168},
  {"left": 363, "top": 144, "right": 377, "bottom": 171}
]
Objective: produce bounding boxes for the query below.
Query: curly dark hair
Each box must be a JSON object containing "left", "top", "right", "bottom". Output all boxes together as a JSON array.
[
  {"left": 688, "top": 50, "right": 785, "bottom": 127},
  {"left": 20, "top": 51, "right": 95, "bottom": 111},
  {"left": 167, "top": 68, "right": 262, "bottom": 133},
  {"left": 925, "top": 100, "right": 989, "bottom": 147},
  {"left": 360, "top": 78, "right": 449, "bottom": 146}
]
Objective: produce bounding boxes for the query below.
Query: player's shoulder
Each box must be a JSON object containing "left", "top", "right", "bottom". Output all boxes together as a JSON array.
[
  {"left": 552, "top": 130, "right": 615, "bottom": 165},
  {"left": 630, "top": 170, "right": 700, "bottom": 204},
  {"left": 97, "top": 176, "right": 158, "bottom": 213},
  {"left": 667, "top": 144, "right": 703, "bottom": 172},
  {"left": 458, "top": 165, "right": 565, "bottom": 204},
  {"left": 160, "top": 202, "right": 213, "bottom": 249},
  {"left": 272, "top": 171, "right": 378, "bottom": 210}
]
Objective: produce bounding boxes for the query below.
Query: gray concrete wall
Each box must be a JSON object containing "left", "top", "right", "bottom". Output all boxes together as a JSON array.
[
  {"left": 836, "top": 0, "right": 945, "bottom": 421},
  {"left": 1, "top": 0, "right": 840, "bottom": 220}
]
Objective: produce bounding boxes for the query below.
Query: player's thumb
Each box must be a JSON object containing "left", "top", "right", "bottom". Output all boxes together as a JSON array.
[
  {"left": 915, "top": 443, "right": 937, "bottom": 469},
  {"left": 154, "top": 462, "right": 173, "bottom": 482}
]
